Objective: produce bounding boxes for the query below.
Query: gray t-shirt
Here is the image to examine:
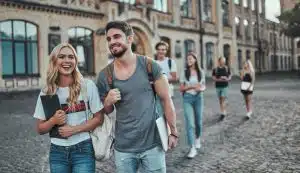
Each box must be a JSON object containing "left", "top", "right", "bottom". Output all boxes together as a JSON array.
[{"left": 96, "top": 55, "right": 163, "bottom": 153}]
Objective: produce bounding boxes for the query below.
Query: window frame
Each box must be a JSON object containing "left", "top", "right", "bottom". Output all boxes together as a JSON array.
[
  {"left": 68, "top": 26, "right": 95, "bottom": 75},
  {"left": 205, "top": 42, "right": 214, "bottom": 70},
  {"left": 0, "top": 19, "right": 40, "bottom": 78}
]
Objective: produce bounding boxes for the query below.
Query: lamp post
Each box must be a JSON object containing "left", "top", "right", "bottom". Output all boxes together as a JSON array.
[
  {"left": 256, "top": 0, "right": 262, "bottom": 73},
  {"left": 198, "top": 0, "right": 204, "bottom": 68}
]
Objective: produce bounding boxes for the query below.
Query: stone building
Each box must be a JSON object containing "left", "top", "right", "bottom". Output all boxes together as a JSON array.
[{"left": 0, "top": 0, "right": 296, "bottom": 91}]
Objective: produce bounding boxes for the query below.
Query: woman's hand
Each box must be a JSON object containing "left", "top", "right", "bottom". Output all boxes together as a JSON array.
[
  {"left": 50, "top": 110, "right": 66, "bottom": 125},
  {"left": 58, "top": 125, "right": 77, "bottom": 138}
]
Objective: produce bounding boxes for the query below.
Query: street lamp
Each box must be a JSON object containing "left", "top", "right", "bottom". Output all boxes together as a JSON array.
[{"left": 198, "top": 0, "right": 204, "bottom": 68}]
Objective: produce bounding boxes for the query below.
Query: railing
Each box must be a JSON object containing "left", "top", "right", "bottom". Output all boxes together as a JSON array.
[
  {"left": 156, "top": 12, "right": 173, "bottom": 24},
  {"left": 181, "top": 17, "right": 197, "bottom": 28}
]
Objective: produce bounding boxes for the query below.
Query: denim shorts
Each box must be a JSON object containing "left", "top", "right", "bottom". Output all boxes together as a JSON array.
[
  {"left": 216, "top": 87, "right": 228, "bottom": 98},
  {"left": 49, "top": 139, "right": 95, "bottom": 173},
  {"left": 114, "top": 146, "right": 166, "bottom": 173}
]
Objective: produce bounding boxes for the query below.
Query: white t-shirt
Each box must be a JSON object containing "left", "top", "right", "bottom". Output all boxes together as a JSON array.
[
  {"left": 33, "top": 79, "right": 103, "bottom": 146},
  {"left": 156, "top": 58, "right": 177, "bottom": 96},
  {"left": 180, "top": 70, "right": 206, "bottom": 95}
]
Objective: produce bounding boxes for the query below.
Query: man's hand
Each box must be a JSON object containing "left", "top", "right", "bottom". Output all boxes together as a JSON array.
[
  {"left": 168, "top": 135, "right": 178, "bottom": 149},
  {"left": 104, "top": 88, "right": 121, "bottom": 106}
]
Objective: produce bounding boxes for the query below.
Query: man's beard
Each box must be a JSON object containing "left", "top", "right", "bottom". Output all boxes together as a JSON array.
[{"left": 110, "top": 43, "right": 128, "bottom": 58}]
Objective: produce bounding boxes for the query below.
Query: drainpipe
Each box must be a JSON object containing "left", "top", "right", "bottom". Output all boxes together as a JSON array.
[{"left": 198, "top": 0, "right": 204, "bottom": 68}]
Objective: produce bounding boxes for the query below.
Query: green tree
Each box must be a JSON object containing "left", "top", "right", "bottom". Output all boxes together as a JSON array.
[{"left": 277, "top": 3, "right": 300, "bottom": 37}]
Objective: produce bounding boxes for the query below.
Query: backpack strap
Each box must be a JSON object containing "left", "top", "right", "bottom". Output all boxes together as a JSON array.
[
  {"left": 104, "top": 62, "right": 114, "bottom": 89},
  {"left": 168, "top": 58, "right": 172, "bottom": 70},
  {"left": 143, "top": 56, "right": 156, "bottom": 96}
]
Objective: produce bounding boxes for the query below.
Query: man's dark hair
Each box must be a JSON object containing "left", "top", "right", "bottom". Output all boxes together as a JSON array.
[
  {"left": 105, "top": 21, "right": 134, "bottom": 36},
  {"left": 155, "top": 41, "right": 169, "bottom": 50}
]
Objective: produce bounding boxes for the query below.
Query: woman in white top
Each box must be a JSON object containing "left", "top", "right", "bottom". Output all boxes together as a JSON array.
[
  {"left": 240, "top": 60, "right": 255, "bottom": 119},
  {"left": 33, "top": 43, "right": 104, "bottom": 173},
  {"left": 179, "top": 52, "right": 205, "bottom": 159}
]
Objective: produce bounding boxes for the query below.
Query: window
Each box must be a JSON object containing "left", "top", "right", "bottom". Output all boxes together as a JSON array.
[
  {"left": 235, "top": 17, "right": 241, "bottom": 37},
  {"left": 119, "top": 0, "right": 135, "bottom": 4},
  {"left": 251, "top": 0, "right": 255, "bottom": 10},
  {"left": 238, "top": 49, "right": 243, "bottom": 69},
  {"left": 258, "top": 0, "right": 262, "bottom": 13},
  {"left": 222, "top": 0, "right": 230, "bottom": 26},
  {"left": 243, "top": 0, "right": 248, "bottom": 8},
  {"left": 253, "top": 21, "right": 257, "bottom": 40},
  {"left": 184, "top": 40, "right": 195, "bottom": 58},
  {"left": 223, "top": 44, "right": 230, "bottom": 65},
  {"left": 180, "top": 0, "right": 192, "bottom": 17},
  {"left": 280, "top": 56, "right": 283, "bottom": 69},
  {"left": 255, "top": 51, "right": 259, "bottom": 70},
  {"left": 234, "top": 0, "right": 240, "bottom": 4},
  {"left": 270, "top": 33, "right": 273, "bottom": 45},
  {"left": 285, "top": 56, "right": 287, "bottom": 69},
  {"left": 154, "top": 0, "right": 168, "bottom": 12},
  {"left": 246, "top": 50, "right": 251, "bottom": 60},
  {"left": 68, "top": 27, "right": 94, "bottom": 74},
  {"left": 203, "top": 0, "right": 212, "bottom": 22},
  {"left": 0, "top": 20, "right": 39, "bottom": 77},
  {"left": 244, "top": 19, "right": 250, "bottom": 39},
  {"left": 206, "top": 42, "right": 214, "bottom": 70}
]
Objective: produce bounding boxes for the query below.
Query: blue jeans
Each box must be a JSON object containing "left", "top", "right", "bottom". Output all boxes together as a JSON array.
[
  {"left": 182, "top": 92, "right": 204, "bottom": 146},
  {"left": 49, "top": 139, "right": 95, "bottom": 173},
  {"left": 114, "top": 146, "right": 166, "bottom": 173}
]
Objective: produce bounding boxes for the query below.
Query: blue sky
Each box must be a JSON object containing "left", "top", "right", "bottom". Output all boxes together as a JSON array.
[{"left": 265, "top": 0, "right": 280, "bottom": 22}]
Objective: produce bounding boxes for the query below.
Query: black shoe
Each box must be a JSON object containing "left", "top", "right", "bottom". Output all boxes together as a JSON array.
[{"left": 219, "top": 114, "right": 225, "bottom": 121}]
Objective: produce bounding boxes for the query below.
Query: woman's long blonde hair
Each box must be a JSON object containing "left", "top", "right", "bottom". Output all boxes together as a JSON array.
[{"left": 43, "top": 43, "right": 83, "bottom": 105}]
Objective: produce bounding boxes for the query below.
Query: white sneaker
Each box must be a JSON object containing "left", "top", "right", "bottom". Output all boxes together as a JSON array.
[
  {"left": 246, "top": 111, "right": 252, "bottom": 119},
  {"left": 187, "top": 147, "right": 197, "bottom": 158},
  {"left": 195, "top": 137, "right": 201, "bottom": 149}
]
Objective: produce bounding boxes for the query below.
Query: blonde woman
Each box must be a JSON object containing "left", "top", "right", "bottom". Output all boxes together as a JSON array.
[
  {"left": 240, "top": 60, "right": 255, "bottom": 119},
  {"left": 33, "top": 43, "right": 104, "bottom": 173}
]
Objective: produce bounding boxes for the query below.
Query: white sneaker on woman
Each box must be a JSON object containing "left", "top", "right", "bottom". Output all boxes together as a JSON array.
[
  {"left": 187, "top": 147, "right": 197, "bottom": 158},
  {"left": 195, "top": 137, "right": 201, "bottom": 149}
]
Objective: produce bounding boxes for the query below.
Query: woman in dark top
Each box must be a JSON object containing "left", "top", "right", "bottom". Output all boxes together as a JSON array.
[{"left": 240, "top": 60, "right": 255, "bottom": 119}]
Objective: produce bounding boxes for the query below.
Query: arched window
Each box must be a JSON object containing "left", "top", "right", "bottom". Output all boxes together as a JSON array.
[
  {"left": 0, "top": 20, "right": 39, "bottom": 77},
  {"left": 238, "top": 49, "right": 243, "bottom": 69},
  {"left": 205, "top": 42, "right": 214, "bottom": 70},
  {"left": 184, "top": 40, "right": 195, "bottom": 58},
  {"left": 223, "top": 44, "right": 230, "bottom": 65},
  {"left": 68, "top": 27, "right": 94, "bottom": 74},
  {"left": 234, "top": 0, "right": 240, "bottom": 4},
  {"left": 246, "top": 50, "right": 251, "bottom": 60}
]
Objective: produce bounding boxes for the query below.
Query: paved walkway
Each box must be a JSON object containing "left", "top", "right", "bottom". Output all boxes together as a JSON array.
[{"left": 0, "top": 77, "right": 299, "bottom": 173}]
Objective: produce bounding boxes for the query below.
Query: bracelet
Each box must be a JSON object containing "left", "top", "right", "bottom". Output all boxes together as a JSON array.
[{"left": 170, "top": 133, "right": 179, "bottom": 138}]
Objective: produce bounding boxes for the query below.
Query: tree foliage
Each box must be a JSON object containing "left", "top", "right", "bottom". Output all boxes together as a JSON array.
[{"left": 277, "top": 3, "right": 300, "bottom": 37}]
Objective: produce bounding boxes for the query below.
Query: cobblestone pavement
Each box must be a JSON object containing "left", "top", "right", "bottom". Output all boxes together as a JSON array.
[{"left": 0, "top": 77, "right": 299, "bottom": 173}]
